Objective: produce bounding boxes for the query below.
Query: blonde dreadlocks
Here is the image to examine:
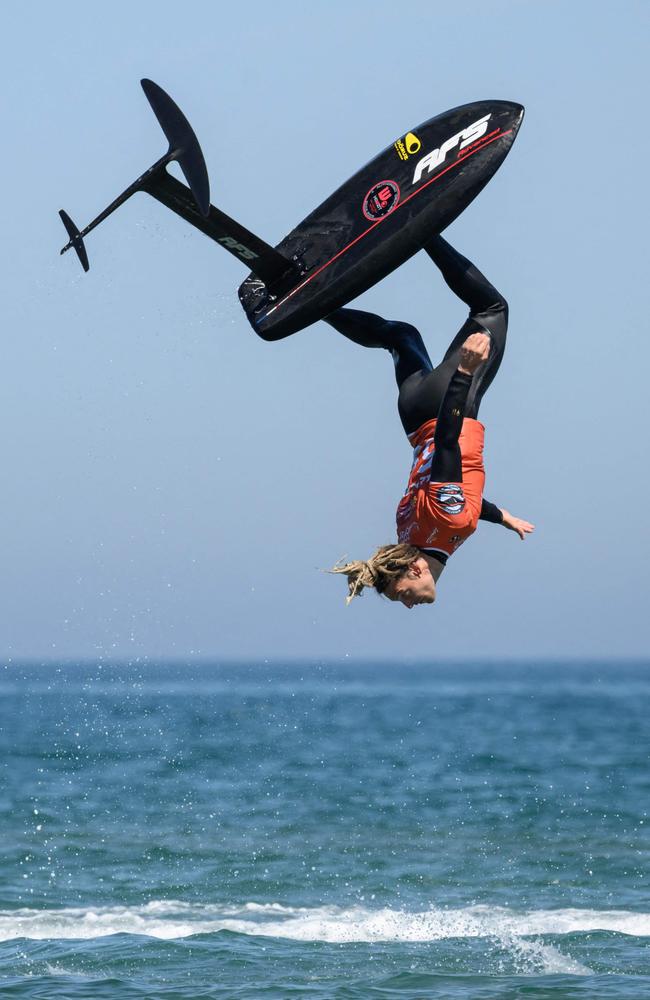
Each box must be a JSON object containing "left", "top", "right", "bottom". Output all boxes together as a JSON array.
[{"left": 330, "top": 544, "right": 422, "bottom": 604}]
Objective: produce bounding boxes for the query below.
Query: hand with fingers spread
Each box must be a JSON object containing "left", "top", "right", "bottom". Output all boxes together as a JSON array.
[{"left": 500, "top": 509, "right": 535, "bottom": 540}]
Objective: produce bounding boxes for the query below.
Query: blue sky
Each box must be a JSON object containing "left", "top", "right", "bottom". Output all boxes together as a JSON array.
[{"left": 2, "top": 1, "right": 648, "bottom": 661}]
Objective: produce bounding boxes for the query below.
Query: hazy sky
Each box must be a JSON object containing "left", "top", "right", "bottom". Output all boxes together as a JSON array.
[{"left": 2, "top": 1, "right": 648, "bottom": 662}]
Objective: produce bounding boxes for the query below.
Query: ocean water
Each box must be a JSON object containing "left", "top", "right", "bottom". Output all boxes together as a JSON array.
[{"left": 0, "top": 661, "right": 648, "bottom": 999}]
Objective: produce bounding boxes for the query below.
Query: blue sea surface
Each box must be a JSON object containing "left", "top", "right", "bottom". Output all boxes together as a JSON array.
[{"left": 0, "top": 661, "right": 648, "bottom": 998}]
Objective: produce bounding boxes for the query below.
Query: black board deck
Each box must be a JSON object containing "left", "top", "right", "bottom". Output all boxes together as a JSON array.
[{"left": 239, "top": 100, "right": 524, "bottom": 340}]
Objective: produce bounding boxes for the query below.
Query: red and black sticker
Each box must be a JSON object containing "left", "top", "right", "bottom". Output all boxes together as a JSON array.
[{"left": 362, "top": 180, "right": 400, "bottom": 221}]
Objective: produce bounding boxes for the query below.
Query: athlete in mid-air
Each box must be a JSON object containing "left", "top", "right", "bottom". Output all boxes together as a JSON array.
[{"left": 327, "top": 234, "right": 534, "bottom": 608}]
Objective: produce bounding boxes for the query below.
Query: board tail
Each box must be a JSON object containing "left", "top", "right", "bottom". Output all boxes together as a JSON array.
[{"left": 59, "top": 79, "right": 296, "bottom": 287}]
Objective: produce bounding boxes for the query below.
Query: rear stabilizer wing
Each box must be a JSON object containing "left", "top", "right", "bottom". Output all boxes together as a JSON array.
[
  {"left": 59, "top": 210, "right": 89, "bottom": 272},
  {"left": 59, "top": 79, "right": 297, "bottom": 290}
]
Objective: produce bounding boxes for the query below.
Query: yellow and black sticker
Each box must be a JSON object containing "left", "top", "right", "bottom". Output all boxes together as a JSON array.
[{"left": 393, "top": 131, "right": 421, "bottom": 161}]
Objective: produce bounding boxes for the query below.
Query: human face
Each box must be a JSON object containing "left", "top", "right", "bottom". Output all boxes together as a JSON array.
[{"left": 385, "top": 559, "right": 436, "bottom": 609}]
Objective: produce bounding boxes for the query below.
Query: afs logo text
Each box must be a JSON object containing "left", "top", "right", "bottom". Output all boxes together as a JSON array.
[
  {"left": 412, "top": 114, "right": 492, "bottom": 184},
  {"left": 218, "top": 236, "right": 259, "bottom": 261}
]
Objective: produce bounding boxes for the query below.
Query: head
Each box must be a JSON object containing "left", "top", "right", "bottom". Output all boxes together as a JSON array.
[{"left": 330, "top": 544, "right": 436, "bottom": 609}]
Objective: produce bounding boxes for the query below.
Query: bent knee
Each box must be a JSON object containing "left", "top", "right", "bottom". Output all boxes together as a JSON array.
[
  {"left": 475, "top": 296, "right": 508, "bottom": 345},
  {"left": 494, "top": 295, "right": 508, "bottom": 326}
]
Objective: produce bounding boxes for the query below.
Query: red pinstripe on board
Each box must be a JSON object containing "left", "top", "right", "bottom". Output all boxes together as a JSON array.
[{"left": 262, "top": 127, "right": 513, "bottom": 321}]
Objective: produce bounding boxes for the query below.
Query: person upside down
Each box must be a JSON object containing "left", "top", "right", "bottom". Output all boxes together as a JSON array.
[{"left": 326, "top": 234, "right": 534, "bottom": 608}]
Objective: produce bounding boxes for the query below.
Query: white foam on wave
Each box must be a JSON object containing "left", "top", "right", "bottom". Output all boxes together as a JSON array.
[
  {"left": 2, "top": 900, "right": 648, "bottom": 944},
  {"left": 0, "top": 900, "right": 647, "bottom": 971}
]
